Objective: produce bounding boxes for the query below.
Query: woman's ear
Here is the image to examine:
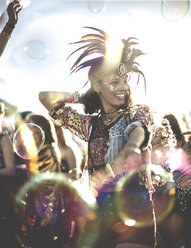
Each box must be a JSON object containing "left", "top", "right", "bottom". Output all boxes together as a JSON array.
[{"left": 92, "top": 81, "right": 101, "bottom": 93}]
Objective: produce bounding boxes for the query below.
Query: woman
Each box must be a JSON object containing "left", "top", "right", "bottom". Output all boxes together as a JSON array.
[
  {"left": 39, "top": 27, "right": 172, "bottom": 247},
  {"left": 160, "top": 115, "right": 191, "bottom": 247},
  {"left": 25, "top": 114, "right": 61, "bottom": 174},
  {"left": 16, "top": 114, "right": 86, "bottom": 248},
  {"left": 54, "top": 124, "right": 77, "bottom": 174},
  {"left": 39, "top": 27, "right": 154, "bottom": 181}
]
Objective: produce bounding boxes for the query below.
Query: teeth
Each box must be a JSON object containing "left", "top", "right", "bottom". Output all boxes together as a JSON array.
[{"left": 116, "top": 94, "right": 125, "bottom": 97}]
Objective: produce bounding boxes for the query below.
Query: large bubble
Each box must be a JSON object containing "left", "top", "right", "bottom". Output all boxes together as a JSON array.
[
  {"left": 24, "top": 40, "right": 50, "bottom": 61},
  {"left": 15, "top": 172, "right": 95, "bottom": 247},
  {"left": 161, "top": 0, "right": 189, "bottom": 21},
  {"left": 115, "top": 164, "right": 175, "bottom": 227},
  {"left": 87, "top": 0, "right": 106, "bottom": 13},
  {"left": 13, "top": 123, "right": 45, "bottom": 159}
]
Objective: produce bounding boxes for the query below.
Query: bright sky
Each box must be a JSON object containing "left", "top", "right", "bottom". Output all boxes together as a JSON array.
[{"left": 0, "top": 0, "right": 190, "bottom": 129}]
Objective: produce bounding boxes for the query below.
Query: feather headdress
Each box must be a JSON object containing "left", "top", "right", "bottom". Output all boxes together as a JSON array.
[{"left": 68, "top": 26, "right": 146, "bottom": 89}]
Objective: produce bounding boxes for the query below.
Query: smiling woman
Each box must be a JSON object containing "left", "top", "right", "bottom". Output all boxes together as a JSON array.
[{"left": 38, "top": 26, "right": 160, "bottom": 247}]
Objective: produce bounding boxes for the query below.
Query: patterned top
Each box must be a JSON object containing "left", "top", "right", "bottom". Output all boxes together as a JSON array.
[{"left": 49, "top": 104, "right": 155, "bottom": 172}]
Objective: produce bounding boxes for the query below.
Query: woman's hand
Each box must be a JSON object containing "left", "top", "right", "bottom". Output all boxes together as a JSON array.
[
  {"left": 111, "top": 126, "right": 145, "bottom": 177},
  {"left": 39, "top": 91, "right": 77, "bottom": 111},
  {"left": 39, "top": 91, "right": 64, "bottom": 111},
  {"left": 112, "top": 146, "right": 142, "bottom": 177}
]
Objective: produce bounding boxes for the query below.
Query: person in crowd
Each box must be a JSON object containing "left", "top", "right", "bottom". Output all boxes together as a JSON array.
[
  {"left": 54, "top": 123, "right": 82, "bottom": 180},
  {"left": 164, "top": 114, "right": 186, "bottom": 149},
  {"left": 13, "top": 111, "right": 33, "bottom": 176},
  {"left": 54, "top": 124, "right": 77, "bottom": 173},
  {"left": 16, "top": 113, "right": 87, "bottom": 248},
  {"left": 0, "top": 101, "right": 19, "bottom": 247},
  {"left": 25, "top": 113, "right": 61, "bottom": 174},
  {"left": 152, "top": 113, "right": 191, "bottom": 248},
  {"left": 38, "top": 26, "right": 178, "bottom": 247},
  {"left": 0, "top": 0, "right": 22, "bottom": 57},
  {"left": 0, "top": 101, "right": 15, "bottom": 176}
]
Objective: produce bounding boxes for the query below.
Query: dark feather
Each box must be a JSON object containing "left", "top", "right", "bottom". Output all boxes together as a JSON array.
[
  {"left": 67, "top": 42, "right": 105, "bottom": 60},
  {"left": 83, "top": 26, "right": 110, "bottom": 38},
  {"left": 70, "top": 47, "right": 104, "bottom": 71},
  {"left": 81, "top": 34, "right": 106, "bottom": 41},
  {"left": 69, "top": 38, "right": 105, "bottom": 45}
]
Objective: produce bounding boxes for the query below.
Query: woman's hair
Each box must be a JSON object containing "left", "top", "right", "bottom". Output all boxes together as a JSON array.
[
  {"left": 26, "top": 114, "right": 55, "bottom": 145},
  {"left": 80, "top": 82, "right": 133, "bottom": 114},
  {"left": 80, "top": 88, "right": 101, "bottom": 114}
]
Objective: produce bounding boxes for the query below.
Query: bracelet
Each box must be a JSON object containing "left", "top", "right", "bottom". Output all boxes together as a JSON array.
[
  {"left": 1, "top": 25, "right": 13, "bottom": 38},
  {"left": 73, "top": 91, "right": 79, "bottom": 103},
  {"left": 67, "top": 91, "right": 79, "bottom": 103}
]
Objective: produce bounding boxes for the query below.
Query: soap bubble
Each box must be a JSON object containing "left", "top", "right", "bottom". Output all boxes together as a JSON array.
[
  {"left": 161, "top": 0, "right": 189, "bottom": 21},
  {"left": 87, "top": 0, "right": 106, "bottom": 14},
  {"left": 24, "top": 40, "right": 50, "bottom": 61},
  {"left": 15, "top": 172, "right": 94, "bottom": 247},
  {"left": 13, "top": 123, "right": 45, "bottom": 159},
  {"left": 115, "top": 164, "right": 175, "bottom": 227}
]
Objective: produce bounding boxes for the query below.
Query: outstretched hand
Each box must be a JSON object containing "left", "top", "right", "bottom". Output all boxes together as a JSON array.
[
  {"left": 7, "top": 0, "right": 23, "bottom": 26},
  {"left": 111, "top": 146, "right": 143, "bottom": 178}
]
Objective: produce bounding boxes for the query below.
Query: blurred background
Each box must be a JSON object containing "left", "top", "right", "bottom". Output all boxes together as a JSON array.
[{"left": 0, "top": 0, "right": 191, "bottom": 129}]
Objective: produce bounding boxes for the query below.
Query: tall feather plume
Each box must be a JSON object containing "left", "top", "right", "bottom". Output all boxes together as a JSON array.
[
  {"left": 121, "top": 38, "right": 146, "bottom": 92},
  {"left": 68, "top": 26, "right": 146, "bottom": 91},
  {"left": 68, "top": 26, "right": 110, "bottom": 74}
]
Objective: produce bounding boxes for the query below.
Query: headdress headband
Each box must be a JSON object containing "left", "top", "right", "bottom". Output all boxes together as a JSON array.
[{"left": 68, "top": 26, "right": 146, "bottom": 90}]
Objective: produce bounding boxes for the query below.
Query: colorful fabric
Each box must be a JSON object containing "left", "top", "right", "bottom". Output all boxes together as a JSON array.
[{"left": 49, "top": 104, "right": 155, "bottom": 172}]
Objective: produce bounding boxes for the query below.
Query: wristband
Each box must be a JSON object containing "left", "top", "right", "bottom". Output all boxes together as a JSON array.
[
  {"left": 73, "top": 91, "right": 79, "bottom": 103},
  {"left": 1, "top": 25, "right": 14, "bottom": 38}
]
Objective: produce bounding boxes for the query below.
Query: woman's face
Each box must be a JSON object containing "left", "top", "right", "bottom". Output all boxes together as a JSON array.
[{"left": 98, "top": 73, "right": 130, "bottom": 111}]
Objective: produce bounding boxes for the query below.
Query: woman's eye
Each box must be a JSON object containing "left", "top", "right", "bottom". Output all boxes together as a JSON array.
[{"left": 111, "top": 81, "right": 118, "bottom": 87}]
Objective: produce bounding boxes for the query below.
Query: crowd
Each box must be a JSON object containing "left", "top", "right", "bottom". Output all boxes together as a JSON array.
[{"left": 1, "top": 2, "right": 191, "bottom": 248}]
